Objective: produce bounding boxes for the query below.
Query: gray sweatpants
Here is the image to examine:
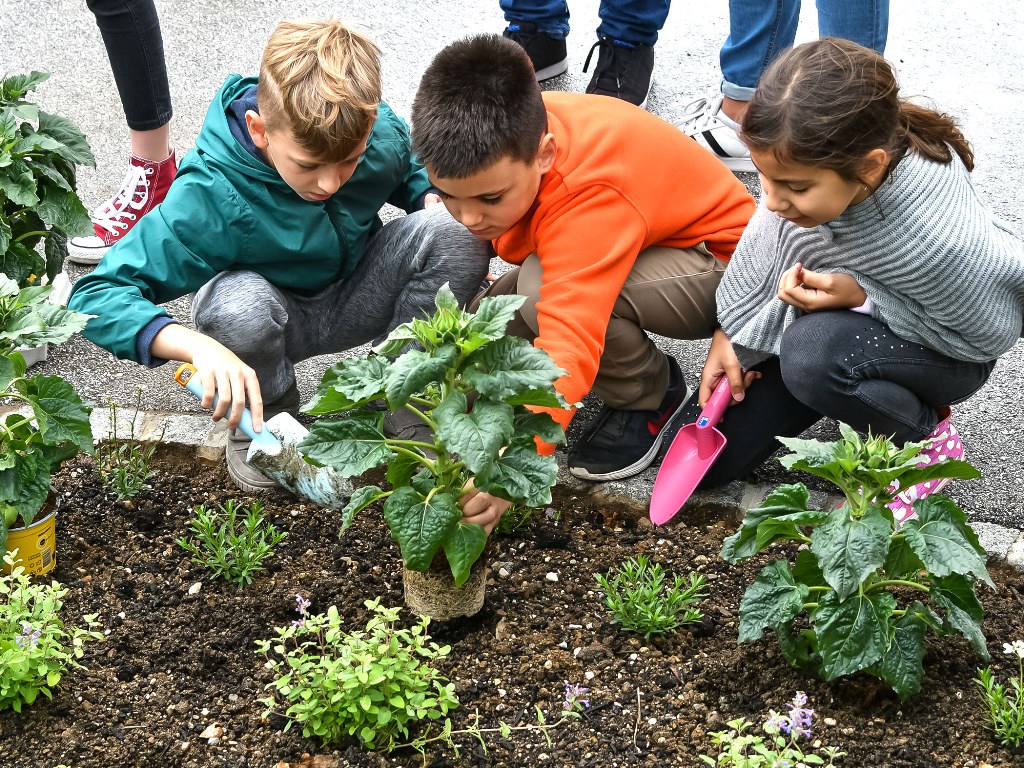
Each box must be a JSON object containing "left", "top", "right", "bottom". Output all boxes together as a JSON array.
[{"left": 191, "top": 205, "right": 491, "bottom": 404}]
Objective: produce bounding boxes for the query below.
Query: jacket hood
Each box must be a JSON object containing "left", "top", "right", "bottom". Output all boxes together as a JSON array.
[{"left": 192, "top": 74, "right": 285, "bottom": 188}]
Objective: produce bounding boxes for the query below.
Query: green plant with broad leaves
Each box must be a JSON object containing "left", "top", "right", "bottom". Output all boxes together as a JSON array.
[
  {"left": 0, "top": 551, "right": 102, "bottom": 712},
  {"left": 976, "top": 639, "right": 1024, "bottom": 748},
  {"left": 257, "top": 597, "right": 459, "bottom": 751},
  {"left": 300, "top": 284, "right": 566, "bottom": 587},
  {"left": 177, "top": 499, "right": 286, "bottom": 587},
  {"left": 722, "top": 423, "right": 989, "bottom": 699},
  {"left": 595, "top": 554, "right": 707, "bottom": 639},
  {"left": 1, "top": 274, "right": 93, "bottom": 557},
  {"left": 2, "top": 71, "right": 94, "bottom": 288}
]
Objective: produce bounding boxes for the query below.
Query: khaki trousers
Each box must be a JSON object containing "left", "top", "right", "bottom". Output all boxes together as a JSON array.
[{"left": 472, "top": 245, "right": 725, "bottom": 409}]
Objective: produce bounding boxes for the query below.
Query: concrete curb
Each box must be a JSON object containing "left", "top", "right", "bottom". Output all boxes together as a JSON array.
[{"left": 70, "top": 407, "right": 1024, "bottom": 574}]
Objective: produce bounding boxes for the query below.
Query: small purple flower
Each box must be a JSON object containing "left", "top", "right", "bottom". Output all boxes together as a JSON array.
[
  {"left": 765, "top": 709, "right": 788, "bottom": 733},
  {"left": 563, "top": 682, "right": 590, "bottom": 711},
  {"left": 15, "top": 622, "right": 42, "bottom": 648},
  {"left": 786, "top": 691, "right": 814, "bottom": 740},
  {"left": 291, "top": 619, "right": 306, "bottom": 629},
  {"left": 294, "top": 593, "right": 311, "bottom": 616}
]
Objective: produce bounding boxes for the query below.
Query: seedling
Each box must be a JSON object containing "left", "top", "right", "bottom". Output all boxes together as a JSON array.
[
  {"left": 595, "top": 554, "right": 706, "bottom": 639},
  {"left": 177, "top": 499, "right": 285, "bottom": 587}
]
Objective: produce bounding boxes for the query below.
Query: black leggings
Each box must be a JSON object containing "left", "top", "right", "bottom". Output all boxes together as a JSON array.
[
  {"left": 87, "top": 0, "right": 172, "bottom": 130},
  {"left": 688, "top": 311, "right": 996, "bottom": 488}
]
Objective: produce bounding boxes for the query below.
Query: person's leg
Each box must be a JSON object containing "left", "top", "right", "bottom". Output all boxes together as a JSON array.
[
  {"left": 779, "top": 311, "right": 993, "bottom": 444},
  {"left": 596, "top": 0, "right": 671, "bottom": 45},
  {"left": 501, "top": 0, "right": 571, "bottom": 80},
  {"left": 816, "top": 0, "right": 889, "bottom": 54},
  {"left": 70, "top": 0, "right": 176, "bottom": 266}
]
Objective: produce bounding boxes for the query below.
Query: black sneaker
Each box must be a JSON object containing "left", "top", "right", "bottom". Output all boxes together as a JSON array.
[
  {"left": 583, "top": 36, "right": 654, "bottom": 107},
  {"left": 568, "top": 356, "right": 689, "bottom": 481},
  {"left": 503, "top": 21, "right": 569, "bottom": 81}
]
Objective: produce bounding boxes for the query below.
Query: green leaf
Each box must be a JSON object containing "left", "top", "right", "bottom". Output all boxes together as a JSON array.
[
  {"left": 383, "top": 487, "right": 461, "bottom": 572},
  {"left": 721, "top": 484, "right": 814, "bottom": 563},
  {"left": 304, "top": 356, "right": 389, "bottom": 415},
  {"left": 0, "top": 450, "right": 52, "bottom": 521},
  {"left": 883, "top": 533, "right": 925, "bottom": 578},
  {"left": 464, "top": 293, "right": 525, "bottom": 343},
  {"left": 385, "top": 346, "right": 456, "bottom": 407},
  {"left": 737, "top": 561, "right": 809, "bottom": 644},
  {"left": 0, "top": 158, "right": 37, "bottom": 206},
  {"left": 810, "top": 506, "right": 891, "bottom": 601},
  {"left": 871, "top": 605, "right": 927, "bottom": 700},
  {"left": 35, "top": 181, "right": 92, "bottom": 236},
  {"left": 931, "top": 573, "right": 989, "bottom": 659},
  {"left": 1, "top": 71, "right": 49, "bottom": 102},
  {"left": 23, "top": 374, "right": 94, "bottom": 453},
  {"left": 340, "top": 485, "right": 385, "bottom": 530},
  {"left": 300, "top": 413, "right": 391, "bottom": 477},
  {"left": 0, "top": 354, "right": 16, "bottom": 391},
  {"left": 37, "top": 111, "right": 96, "bottom": 166},
  {"left": 473, "top": 443, "right": 558, "bottom": 507},
  {"left": 504, "top": 387, "right": 567, "bottom": 410},
  {"left": 434, "top": 393, "right": 513, "bottom": 474},
  {"left": 43, "top": 229, "right": 67, "bottom": 283},
  {"left": 776, "top": 624, "right": 819, "bottom": 671},
  {"left": 0, "top": 213, "right": 11, "bottom": 255},
  {"left": 465, "top": 336, "right": 566, "bottom": 399},
  {"left": 902, "top": 495, "right": 993, "bottom": 588},
  {"left": 815, "top": 590, "right": 895, "bottom": 679},
  {"left": 510, "top": 410, "right": 565, "bottom": 447},
  {"left": 385, "top": 451, "right": 421, "bottom": 489},
  {"left": 441, "top": 523, "right": 488, "bottom": 586},
  {"left": 791, "top": 547, "right": 828, "bottom": 588}
]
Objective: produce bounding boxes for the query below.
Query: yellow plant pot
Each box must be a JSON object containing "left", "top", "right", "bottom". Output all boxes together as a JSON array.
[{"left": 4, "top": 509, "right": 58, "bottom": 576}]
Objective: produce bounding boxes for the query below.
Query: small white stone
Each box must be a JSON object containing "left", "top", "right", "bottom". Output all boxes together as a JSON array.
[
  {"left": 543, "top": 659, "right": 553, "bottom": 669},
  {"left": 585, "top": 671, "right": 595, "bottom": 680},
  {"left": 824, "top": 717, "right": 837, "bottom": 726},
  {"left": 545, "top": 572, "right": 559, "bottom": 582},
  {"left": 648, "top": 717, "right": 658, "bottom": 725},
  {"left": 629, "top": 653, "right": 638, "bottom": 661},
  {"left": 188, "top": 582, "right": 202, "bottom": 595}
]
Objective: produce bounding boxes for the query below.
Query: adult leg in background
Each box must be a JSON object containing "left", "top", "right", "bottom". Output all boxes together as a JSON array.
[{"left": 585, "top": 0, "right": 671, "bottom": 104}]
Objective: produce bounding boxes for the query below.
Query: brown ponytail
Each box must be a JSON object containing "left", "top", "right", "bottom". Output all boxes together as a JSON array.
[{"left": 742, "top": 38, "right": 974, "bottom": 182}]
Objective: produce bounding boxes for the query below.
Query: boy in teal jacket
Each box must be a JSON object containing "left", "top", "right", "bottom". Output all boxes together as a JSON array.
[{"left": 68, "top": 19, "right": 490, "bottom": 492}]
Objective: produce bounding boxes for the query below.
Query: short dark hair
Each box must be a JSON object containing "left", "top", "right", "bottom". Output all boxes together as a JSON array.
[{"left": 412, "top": 34, "right": 548, "bottom": 179}]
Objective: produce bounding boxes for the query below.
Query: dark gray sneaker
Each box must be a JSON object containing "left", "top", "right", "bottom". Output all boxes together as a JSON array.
[
  {"left": 583, "top": 36, "right": 655, "bottom": 108},
  {"left": 503, "top": 21, "right": 569, "bottom": 81},
  {"left": 224, "top": 383, "right": 300, "bottom": 493}
]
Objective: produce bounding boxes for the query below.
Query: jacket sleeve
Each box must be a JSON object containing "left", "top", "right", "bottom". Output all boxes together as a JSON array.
[
  {"left": 67, "top": 162, "right": 246, "bottom": 363},
  {"left": 375, "top": 104, "right": 432, "bottom": 213},
  {"left": 528, "top": 185, "right": 651, "bottom": 433}
]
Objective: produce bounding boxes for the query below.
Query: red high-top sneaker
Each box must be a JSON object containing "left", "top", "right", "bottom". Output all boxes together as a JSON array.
[{"left": 67, "top": 150, "right": 177, "bottom": 265}]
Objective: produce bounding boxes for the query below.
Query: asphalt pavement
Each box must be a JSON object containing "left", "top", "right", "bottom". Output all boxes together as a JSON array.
[{"left": 2, "top": 1, "right": 1022, "bottom": 551}]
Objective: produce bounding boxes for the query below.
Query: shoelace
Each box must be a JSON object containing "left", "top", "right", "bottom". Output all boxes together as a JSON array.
[
  {"left": 583, "top": 38, "right": 633, "bottom": 90},
  {"left": 677, "top": 97, "right": 724, "bottom": 132},
  {"left": 91, "top": 165, "right": 151, "bottom": 234}
]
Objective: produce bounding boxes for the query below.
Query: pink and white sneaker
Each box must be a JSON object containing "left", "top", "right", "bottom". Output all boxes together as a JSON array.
[
  {"left": 887, "top": 407, "right": 963, "bottom": 524},
  {"left": 67, "top": 150, "right": 177, "bottom": 266}
]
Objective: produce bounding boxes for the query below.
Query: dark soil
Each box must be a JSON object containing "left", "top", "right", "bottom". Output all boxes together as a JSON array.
[{"left": 2, "top": 449, "right": 1023, "bottom": 768}]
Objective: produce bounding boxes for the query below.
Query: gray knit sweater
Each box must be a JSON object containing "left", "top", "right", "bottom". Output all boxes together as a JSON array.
[{"left": 716, "top": 151, "right": 1024, "bottom": 368}]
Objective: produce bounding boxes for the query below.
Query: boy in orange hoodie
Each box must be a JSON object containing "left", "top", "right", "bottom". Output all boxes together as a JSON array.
[{"left": 411, "top": 34, "right": 755, "bottom": 526}]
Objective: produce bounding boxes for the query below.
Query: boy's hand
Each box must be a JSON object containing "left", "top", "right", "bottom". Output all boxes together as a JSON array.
[
  {"left": 459, "top": 483, "right": 511, "bottom": 534},
  {"left": 701, "top": 329, "right": 759, "bottom": 407},
  {"left": 778, "top": 263, "right": 867, "bottom": 312}
]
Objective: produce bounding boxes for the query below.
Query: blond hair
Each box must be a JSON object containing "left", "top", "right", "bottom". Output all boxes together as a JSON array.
[{"left": 258, "top": 19, "right": 381, "bottom": 160}]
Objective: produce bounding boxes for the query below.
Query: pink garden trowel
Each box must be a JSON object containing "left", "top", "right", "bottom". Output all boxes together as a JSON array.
[{"left": 649, "top": 376, "right": 733, "bottom": 525}]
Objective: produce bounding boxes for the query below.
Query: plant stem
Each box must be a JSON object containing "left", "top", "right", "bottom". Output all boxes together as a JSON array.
[
  {"left": 867, "top": 579, "right": 930, "bottom": 593},
  {"left": 13, "top": 230, "right": 50, "bottom": 243}
]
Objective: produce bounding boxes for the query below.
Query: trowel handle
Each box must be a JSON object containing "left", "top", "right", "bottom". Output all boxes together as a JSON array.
[
  {"left": 697, "top": 375, "right": 733, "bottom": 430},
  {"left": 173, "top": 363, "right": 279, "bottom": 451}
]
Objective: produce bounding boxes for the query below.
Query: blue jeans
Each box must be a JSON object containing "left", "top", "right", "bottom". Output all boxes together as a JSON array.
[
  {"left": 679, "top": 311, "right": 995, "bottom": 489},
  {"left": 721, "top": 0, "right": 889, "bottom": 100},
  {"left": 500, "top": 1, "right": 672, "bottom": 45}
]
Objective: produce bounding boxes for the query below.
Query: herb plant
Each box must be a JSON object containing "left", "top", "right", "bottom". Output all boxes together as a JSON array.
[
  {"left": 97, "top": 390, "right": 161, "bottom": 501},
  {"left": 1, "top": 275, "right": 93, "bottom": 556},
  {"left": 976, "top": 639, "right": 1024, "bottom": 748},
  {"left": 595, "top": 554, "right": 706, "bottom": 639},
  {"left": 1, "top": 71, "right": 94, "bottom": 288},
  {"left": 722, "top": 424, "right": 989, "bottom": 699},
  {"left": 0, "top": 551, "right": 103, "bottom": 712},
  {"left": 257, "top": 597, "right": 459, "bottom": 751},
  {"left": 701, "top": 691, "right": 845, "bottom": 767},
  {"left": 300, "top": 284, "right": 566, "bottom": 586},
  {"left": 177, "top": 499, "right": 285, "bottom": 587}
]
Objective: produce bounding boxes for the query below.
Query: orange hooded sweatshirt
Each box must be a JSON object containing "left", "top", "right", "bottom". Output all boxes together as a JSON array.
[{"left": 491, "top": 92, "right": 755, "bottom": 441}]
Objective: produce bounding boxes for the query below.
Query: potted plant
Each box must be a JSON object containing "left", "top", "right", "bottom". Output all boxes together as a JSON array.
[
  {"left": 1, "top": 70, "right": 94, "bottom": 365},
  {"left": 721, "top": 424, "right": 989, "bottom": 699},
  {"left": 1, "top": 278, "right": 94, "bottom": 574},
  {"left": 300, "top": 284, "right": 566, "bottom": 618}
]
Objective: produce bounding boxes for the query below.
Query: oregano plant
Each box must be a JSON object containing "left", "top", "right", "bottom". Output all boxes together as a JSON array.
[
  {"left": 299, "top": 284, "right": 566, "bottom": 587},
  {"left": 721, "top": 423, "right": 990, "bottom": 699}
]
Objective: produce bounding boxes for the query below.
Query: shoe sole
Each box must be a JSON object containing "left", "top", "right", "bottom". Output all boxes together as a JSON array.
[
  {"left": 225, "top": 457, "right": 280, "bottom": 493},
  {"left": 535, "top": 58, "right": 569, "bottom": 81},
  {"left": 568, "top": 386, "right": 691, "bottom": 482},
  {"left": 66, "top": 241, "right": 108, "bottom": 266}
]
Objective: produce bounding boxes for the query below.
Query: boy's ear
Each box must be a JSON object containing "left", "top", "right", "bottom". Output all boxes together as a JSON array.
[
  {"left": 536, "top": 133, "right": 557, "bottom": 174},
  {"left": 860, "top": 148, "right": 891, "bottom": 186},
  {"left": 246, "top": 110, "right": 270, "bottom": 150}
]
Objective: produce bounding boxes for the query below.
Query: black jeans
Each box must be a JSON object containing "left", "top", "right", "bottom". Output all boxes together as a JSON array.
[
  {"left": 686, "top": 311, "right": 996, "bottom": 488},
  {"left": 87, "top": 0, "right": 172, "bottom": 130}
]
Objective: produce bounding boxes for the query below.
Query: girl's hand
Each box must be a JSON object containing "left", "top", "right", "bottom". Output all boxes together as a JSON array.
[
  {"left": 778, "top": 263, "right": 867, "bottom": 312},
  {"left": 459, "top": 483, "right": 511, "bottom": 534},
  {"left": 701, "top": 329, "right": 760, "bottom": 407}
]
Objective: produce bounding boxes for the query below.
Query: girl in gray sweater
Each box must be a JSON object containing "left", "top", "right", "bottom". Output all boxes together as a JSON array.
[{"left": 692, "top": 38, "right": 1024, "bottom": 520}]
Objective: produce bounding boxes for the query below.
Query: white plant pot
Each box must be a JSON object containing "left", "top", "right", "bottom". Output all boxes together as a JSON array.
[{"left": 17, "top": 272, "right": 71, "bottom": 368}]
